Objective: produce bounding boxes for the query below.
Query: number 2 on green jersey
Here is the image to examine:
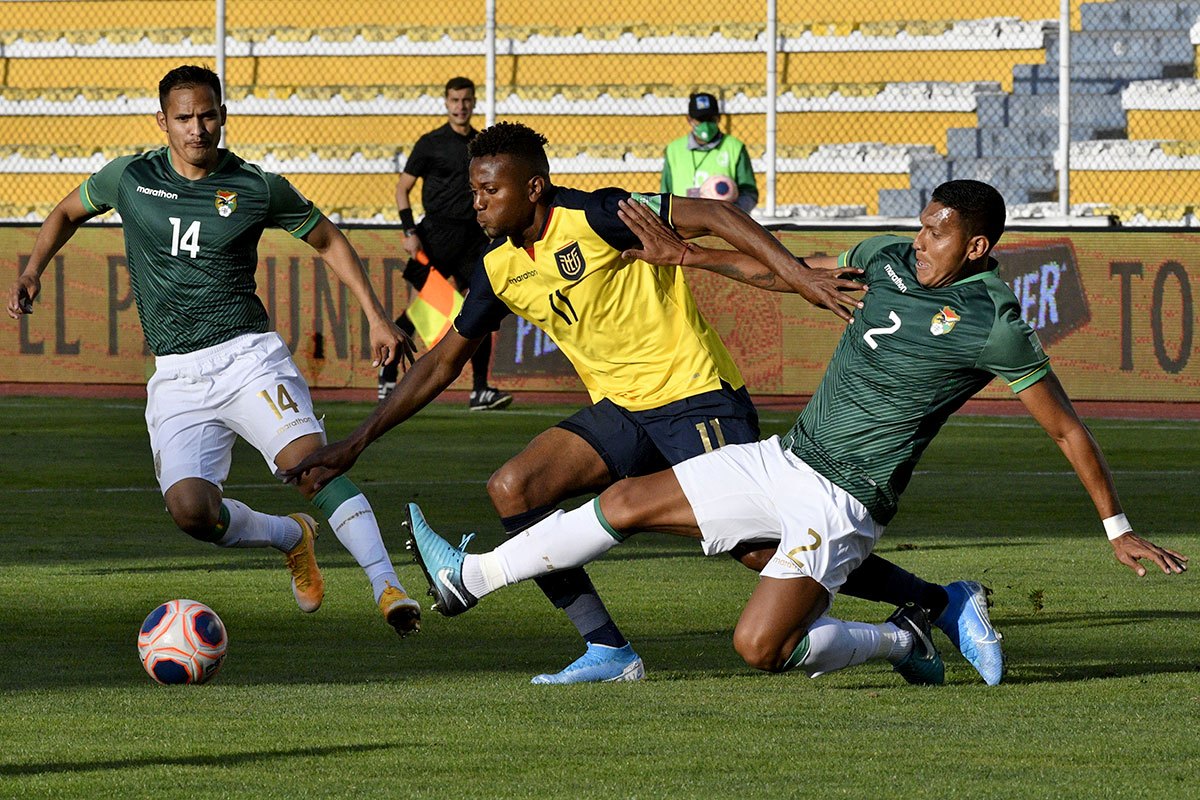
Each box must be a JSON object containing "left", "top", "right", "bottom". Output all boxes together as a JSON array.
[{"left": 863, "top": 311, "right": 901, "bottom": 350}]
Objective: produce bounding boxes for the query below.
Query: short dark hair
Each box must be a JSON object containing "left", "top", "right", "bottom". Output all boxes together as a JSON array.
[
  {"left": 445, "top": 76, "right": 476, "bottom": 96},
  {"left": 159, "top": 65, "right": 222, "bottom": 110},
  {"left": 468, "top": 121, "right": 550, "bottom": 178},
  {"left": 931, "top": 179, "right": 1006, "bottom": 248}
]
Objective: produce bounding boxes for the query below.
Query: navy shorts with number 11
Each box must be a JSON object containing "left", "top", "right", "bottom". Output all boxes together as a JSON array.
[{"left": 557, "top": 382, "right": 760, "bottom": 480}]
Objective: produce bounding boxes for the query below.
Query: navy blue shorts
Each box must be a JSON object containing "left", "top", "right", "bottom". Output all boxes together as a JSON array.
[{"left": 557, "top": 383, "right": 760, "bottom": 481}]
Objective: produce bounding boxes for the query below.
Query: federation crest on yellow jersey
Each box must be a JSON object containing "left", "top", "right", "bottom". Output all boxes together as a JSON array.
[
  {"left": 215, "top": 190, "right": 238, "bottom": 217},
  {"left": 555, "top": 241, "right": 586, "bottom": 281},
  {"left": 930, "top": 305, "right": 961, "bottom": 336}
]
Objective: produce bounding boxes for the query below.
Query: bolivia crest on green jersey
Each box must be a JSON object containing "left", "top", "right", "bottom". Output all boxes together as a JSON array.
[
  {"left": 215, "top": 190, "right": 238, "bottom": 217},
  {"left": 930, "top": 305, "right": 961, "bottom": 336}
]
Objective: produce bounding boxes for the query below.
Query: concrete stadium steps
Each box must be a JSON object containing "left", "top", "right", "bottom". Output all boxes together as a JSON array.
[
  {"left": 1012, "top": 63, "right": 1196, "bottom": 96},
  {"left": 0, "top": 108, "right": 973, "bottom": 162},
  {"left": 0, "top": 140, "right": 925, "bottom": 219},
  {"left": 910, "top": 155, "right": 1059, "bottom": 192},
  {"left": 1044, "top": 30, "right": 1196, "bottom": 72},
  {"left": 1080, "top": 0, "right": 1200, "bottom": 29},
  {"left": 0, "top": 172, "right": 88, "bottom": 208},
  {"left": 1124, "top": 79, "right": 1200, "bottom": 139},
  {"left": 270, "top": 171, "right": 913, "bottom": 219},
  {"left": 1128, "top": 108, "right": 1200, "bottom": 139},
  {"left": 0, "top": 0, "right": 1100, "bottom": 34},
  {"left": 0, "top": 49, "right": 1043, "bottom": 93},
  {"left": 0, "top": 114, "right": 445, "bottom": 148},
  {"left": 1070, "top": 173, "right": 1200, "bottom": 207},
  {"left": 1071, "top": 204, "right": 1198, "bottom": 225},
  {"left": 1069, "top": 139, "right": 1200, "bottom": 206},
  {"left": 974, "top": 92, "right": 1127, "bottom": 131},
  {"left": 946, "top": 125, "right": 1097, "bottom": 157}
]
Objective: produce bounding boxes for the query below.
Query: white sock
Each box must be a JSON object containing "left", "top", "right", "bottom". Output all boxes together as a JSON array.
[
  {"left": 461, "top": 503, "right": 621, "bottom": 598},
  {"left": 325, "top": 493, "right": 400, "bottom": 602},
  {"left": 790, "top": 616, "right": 902, "bottom": 678},
  {"left": 885, "top": 623, "right": 914, "bottom": 663},
  {"left": 216, "top": 498, "right": 300, "bottom": 551}
]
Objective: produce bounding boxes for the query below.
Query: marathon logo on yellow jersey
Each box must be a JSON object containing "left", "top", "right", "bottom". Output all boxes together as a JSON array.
[
  {"left": 215, "top": 190, "right": 238, "bottom": 218},
  {"left": 555, "top": 241, "right": 586, "bottom": 281},
  {"left": 930, "top": 306, "right": 961, "bottom": 336}
]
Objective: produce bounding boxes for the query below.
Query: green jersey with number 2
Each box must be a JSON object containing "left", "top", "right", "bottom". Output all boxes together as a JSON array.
[{"left": 782, "top": 234, "right": 1050, "bottom": 524}]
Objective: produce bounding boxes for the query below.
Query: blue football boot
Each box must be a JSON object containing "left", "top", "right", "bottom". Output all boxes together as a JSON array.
[
  {"left": 531, "top": 643, "right": 646, "bottom": 685},
  {"left": 403, "top": 502, "right": 477, "bottom": 616},
  {"left": 935, "top": 580, "right": 1005, "bottom": 685}
]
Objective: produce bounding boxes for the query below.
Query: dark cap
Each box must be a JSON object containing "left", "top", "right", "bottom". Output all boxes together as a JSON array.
[{"left": 687, "top": 92, "right": 720, "bottom": 121}]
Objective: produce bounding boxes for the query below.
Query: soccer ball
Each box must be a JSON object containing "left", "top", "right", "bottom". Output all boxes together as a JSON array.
[
  {"left": 699, "top": 175, "right": 739, "bottom": 202},
  {"left": 137, "top": 599, "right": 228, "bottom": 685}
]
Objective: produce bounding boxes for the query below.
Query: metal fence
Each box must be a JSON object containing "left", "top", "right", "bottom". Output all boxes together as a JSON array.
[{"left": 1, "top": 0, "right": 1198, "bottom": 226}]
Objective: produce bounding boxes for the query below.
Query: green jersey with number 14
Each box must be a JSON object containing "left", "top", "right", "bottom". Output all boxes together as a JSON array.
[
  {"left": 782, "top": 234, "right": 1050, "bottom": 524},
  {"left": 80, "top": 146, "right": 321, "bottom": 356}
]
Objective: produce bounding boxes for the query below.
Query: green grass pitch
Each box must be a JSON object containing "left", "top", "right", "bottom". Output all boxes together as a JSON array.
[{"left": 1, "top": 396, "right": 1196, "bottom": 798}]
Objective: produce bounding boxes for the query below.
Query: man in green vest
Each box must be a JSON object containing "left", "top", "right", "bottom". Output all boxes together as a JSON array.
[{"left": 661, "top": 92, "right": 758, "bottom": 212}]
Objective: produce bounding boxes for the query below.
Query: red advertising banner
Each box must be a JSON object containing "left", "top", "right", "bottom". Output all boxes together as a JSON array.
[{"left": 3, "top": 224, "right": 1198, "bottom": 403}]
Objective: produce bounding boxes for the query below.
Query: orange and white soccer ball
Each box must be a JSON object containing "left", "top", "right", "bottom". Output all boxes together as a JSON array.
[
  {"left": 137, "top": 599, "right": 227, "bottom": 685},
  {"left": 699, "top": 175, "right": 739, "bottom": 202}
]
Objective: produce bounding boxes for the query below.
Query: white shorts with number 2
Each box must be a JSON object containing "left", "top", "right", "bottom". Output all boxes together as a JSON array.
[
  {"left": 145, "top": 332, "right": 325, "bottom": 494},
  {"left": 673, "top": 436, "right": 885, "bottom": 595}
]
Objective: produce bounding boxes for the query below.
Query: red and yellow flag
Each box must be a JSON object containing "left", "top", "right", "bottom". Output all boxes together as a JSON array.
[{"left": 406, "top": 251, "right": 464, "bottom": 348}]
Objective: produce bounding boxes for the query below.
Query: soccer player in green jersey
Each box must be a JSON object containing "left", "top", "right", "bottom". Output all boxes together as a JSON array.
[
  {"left": 405, "top": 179, "right": 1187, "bottom": 684},
  {"left": 6, "top": 65, "right": 425, "bottom": 638},
  {"left": 285, "top": 123, "right": 1009, "bottom": 685}
]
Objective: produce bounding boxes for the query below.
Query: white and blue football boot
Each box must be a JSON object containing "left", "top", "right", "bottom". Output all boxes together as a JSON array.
[
  {"left": 404, "top": 502, "right": 478, "bottom": 617},
  {"left": 934, "top": 580, "right": 1005, "bottom": 686},
  {"left": 530, "top": 643, "right": 646, "bottom": 685}
]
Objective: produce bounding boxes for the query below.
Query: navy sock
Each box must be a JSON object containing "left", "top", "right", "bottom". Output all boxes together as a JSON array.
[
  {"left": 840, "top": 554, "right": 950, "bottom": 620},
  {"left": 501, "top": 505, "right": 626, "bottom": 648}
]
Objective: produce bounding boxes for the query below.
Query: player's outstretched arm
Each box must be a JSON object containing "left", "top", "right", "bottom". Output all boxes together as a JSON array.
[
  {"left": 618, "top": 198, "right": 861, "bottom": 296},
  {"left": 7, "top": 189, "right": 95, "bottom": 319},
  {"left": 279, "top": 329, "right": 482, "bottom": 492},
  {"left": 618, "top": 198, "right": 790, "bottom": 291},
  {"left": 1019, "top": 372, "right": 1188, "bottom": 576},
  {"left": 662, "top": 195, "right": 864, "bottom": 321},
  {"left": 301, "top": 215, "right": 416, "bottom": 369}
]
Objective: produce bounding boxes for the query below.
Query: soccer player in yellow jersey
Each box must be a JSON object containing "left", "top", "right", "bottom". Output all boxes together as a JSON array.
[
  {"left": 285, "top": 123, "right": 997, "bottom": 684},
  {"left": 405, "top": 182, "right": 1185, "bottom": 686}
]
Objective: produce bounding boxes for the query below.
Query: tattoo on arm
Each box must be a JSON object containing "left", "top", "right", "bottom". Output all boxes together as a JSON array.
[{"left": 704, "top": 260, "right": 783, "bottom": 290}]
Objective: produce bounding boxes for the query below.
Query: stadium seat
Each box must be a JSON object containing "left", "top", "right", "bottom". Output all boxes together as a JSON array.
[{"left": 9, "top": 1, "right": 1185, "bottom": 221}]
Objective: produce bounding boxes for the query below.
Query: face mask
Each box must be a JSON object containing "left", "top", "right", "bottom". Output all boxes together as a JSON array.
[{"left": 693, "top": 121, "right": 719, "bottom": 144}]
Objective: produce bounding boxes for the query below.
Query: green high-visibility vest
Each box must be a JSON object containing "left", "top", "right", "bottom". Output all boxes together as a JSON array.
[{"left": 661, "top": 134, "right": 748, "bottom": 196}]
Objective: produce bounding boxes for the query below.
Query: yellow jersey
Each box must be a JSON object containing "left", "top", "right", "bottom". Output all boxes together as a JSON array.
[{"left": 454, "top": 187, "right": 743, "bottom": 411}]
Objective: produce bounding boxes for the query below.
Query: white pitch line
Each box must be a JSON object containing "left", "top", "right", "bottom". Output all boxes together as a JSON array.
[
  {"left": 3, "top": 477, "right": 488, "bottom": 495},
  {"left": 5, "top": 469, "right": 1195, "bottom": 496}
]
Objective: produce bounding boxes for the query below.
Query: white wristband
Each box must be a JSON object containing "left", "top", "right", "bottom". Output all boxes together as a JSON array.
[{"left": 1103, "top": 513, "right": 1132, "bottom": 541}]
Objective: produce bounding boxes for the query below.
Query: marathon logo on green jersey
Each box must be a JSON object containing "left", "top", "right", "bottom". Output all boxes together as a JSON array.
[
  {"left": 215, "top": 190, "right": 238, "bottom": 217},
  {"left": 136, "top": 185, "right": 178, "bottom": 201}
]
